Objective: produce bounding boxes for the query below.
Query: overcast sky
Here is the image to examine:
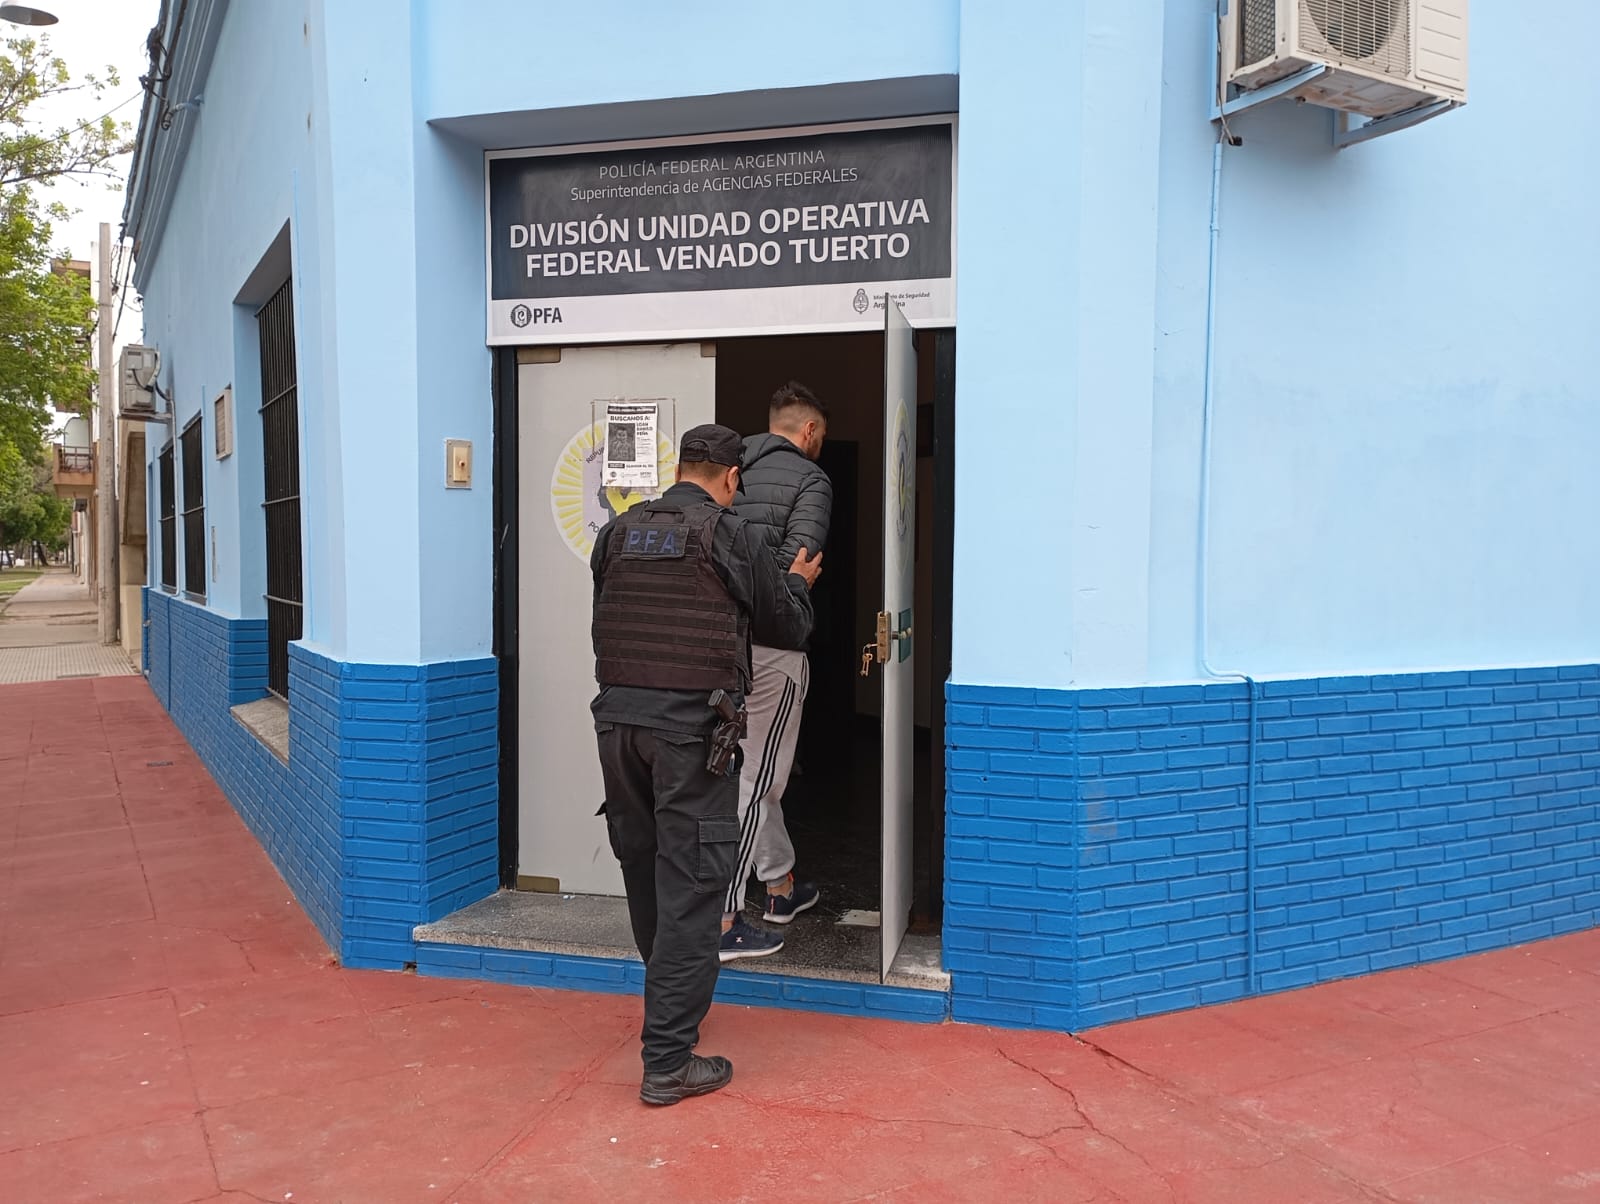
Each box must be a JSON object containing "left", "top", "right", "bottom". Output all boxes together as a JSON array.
[
  {"left": 20, "top": 0, "right": 161, "bottom": 263},
  {"left": 13, "top": 0, "right": 160, "bottom": 429}
]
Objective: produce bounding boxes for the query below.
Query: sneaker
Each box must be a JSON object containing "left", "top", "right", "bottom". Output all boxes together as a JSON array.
[
  {"left": 763, "top": 879, "right": 819, "bottom": 924},
  {"left": 719, "top": 914, "right": 784, "bottom": 962},
  {"left": 640, "top": 1054, "right": 734, "bottom": 1105}
]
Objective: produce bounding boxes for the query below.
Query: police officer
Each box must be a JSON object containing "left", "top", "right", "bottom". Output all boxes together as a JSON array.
[{"left": 591, "top": 423, "right": 822, "bottom": 1106}]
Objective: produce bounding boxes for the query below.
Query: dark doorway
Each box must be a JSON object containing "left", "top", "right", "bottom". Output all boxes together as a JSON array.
[
  {"left": 798, "top": 438, "right": 858, "bottom": 771},
  {"left": 714, "top": 331, "right": 950, "bottom": 927}
]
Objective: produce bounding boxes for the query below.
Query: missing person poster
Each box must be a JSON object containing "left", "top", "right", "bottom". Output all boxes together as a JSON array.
[
  {"left": 601, "top": 401, "right": 659, "bottom": 489},
  {"left": 486, "top": 120, "right": 954, "bottom": 344}
]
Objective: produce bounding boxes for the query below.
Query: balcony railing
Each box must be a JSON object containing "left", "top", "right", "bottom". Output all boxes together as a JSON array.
[
  {"left": 54, "top": 446, "right": 94, "bottom": 475},
  {"left": 51, "top": 444, "right": 95, "bottom": 499}
]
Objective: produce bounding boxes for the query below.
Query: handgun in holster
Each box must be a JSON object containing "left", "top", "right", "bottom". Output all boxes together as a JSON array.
[{"left": 706, "top": 689, "right": 747, "bottom": 777}]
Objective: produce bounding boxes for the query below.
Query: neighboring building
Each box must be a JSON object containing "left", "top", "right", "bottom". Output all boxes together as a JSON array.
[
  {"left": 123, "top": 0, "right": 1598, "bottom": 1031},
  {"left": 51, "top": 415, "right": 93, "bottom": 575},
  {"left": 45, "top": 247, "right": 143, "bottom": 656},
  {"left": 47, "top": 259, "right": 94, "bottom": 577}
]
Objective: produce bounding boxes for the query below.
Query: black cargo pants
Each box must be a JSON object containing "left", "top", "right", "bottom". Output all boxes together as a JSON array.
[{"left": 596, "top": 723, "right": 739, "bottom": 1074}]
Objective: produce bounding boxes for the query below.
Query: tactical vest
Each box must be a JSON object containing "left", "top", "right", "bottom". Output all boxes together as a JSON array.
[{"left": 593, "top": 498, "right": 748, "bottom": 692}]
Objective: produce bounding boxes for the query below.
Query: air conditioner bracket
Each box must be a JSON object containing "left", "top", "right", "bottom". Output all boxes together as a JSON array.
[
  {"left": 119, "top": 408, "right": 174, "bottom": 426},
  {"left": 1210, "top": 64, "right": 1329, "bottom": 121},
  {"left": 1331, "top": 100, "right": 1462, "bottom": 149}
]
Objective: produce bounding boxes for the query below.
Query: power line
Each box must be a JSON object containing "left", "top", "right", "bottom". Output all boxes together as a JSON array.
[
  {"left": 123, "top": 0, "right": 190, "bottom": 239},
  {"left": 110, "top": 227, "right": 138, "bottom": 344},
  {"left": 3, "top": 90, "right": 141, "bottom": 163},
  {"left": 117, "top": 0, "right": 191, "bottom": 346}
]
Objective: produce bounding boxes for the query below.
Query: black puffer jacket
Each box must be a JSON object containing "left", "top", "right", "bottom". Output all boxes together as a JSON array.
[{"left": 735, "top": 433, "right": 833, "bottom": 570}]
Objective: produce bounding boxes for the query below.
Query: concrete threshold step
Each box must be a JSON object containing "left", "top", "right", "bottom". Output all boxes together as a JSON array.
[{"left": 416, "top": 889, "right": 949, "bottom": 992}]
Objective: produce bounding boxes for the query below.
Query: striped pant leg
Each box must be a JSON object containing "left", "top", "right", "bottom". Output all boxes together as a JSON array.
[
  {"left": 752, "top": 651, "right": 807, "bottom": 886},
  {"left": 722, "top": 645, "right": 807, "bottom": 915}
]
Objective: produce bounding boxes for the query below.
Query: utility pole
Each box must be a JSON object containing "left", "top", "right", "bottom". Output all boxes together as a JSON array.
[{"left": 96, "top": 223, "right": 119, "bottom": 645}]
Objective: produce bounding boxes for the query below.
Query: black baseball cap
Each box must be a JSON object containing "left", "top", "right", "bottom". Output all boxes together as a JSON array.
[{"left": 678, "top": 424, "right": 743, "bottom": 467}]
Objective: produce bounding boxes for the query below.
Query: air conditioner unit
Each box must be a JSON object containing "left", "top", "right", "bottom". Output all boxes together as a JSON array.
[
  {"left": 1222, "top": 0, "right": 1467, "bottom": 118},
  {"left": 118, "top": 345, "right": 160, "bottom": 417}
]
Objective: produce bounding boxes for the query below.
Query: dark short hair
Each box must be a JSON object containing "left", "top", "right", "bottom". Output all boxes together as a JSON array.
[{"left": 770, "top": 380, "right": 828, "bottom": 425}]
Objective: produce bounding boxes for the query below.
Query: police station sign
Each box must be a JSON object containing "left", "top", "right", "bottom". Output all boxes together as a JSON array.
[{"left": 485, "top": 120, "right": 954, "bottom": 344}]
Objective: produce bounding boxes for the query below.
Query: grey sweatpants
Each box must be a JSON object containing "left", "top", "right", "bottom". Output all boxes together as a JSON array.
[{"left": 722, "top": 645, "right": 807, "bottom": 916}]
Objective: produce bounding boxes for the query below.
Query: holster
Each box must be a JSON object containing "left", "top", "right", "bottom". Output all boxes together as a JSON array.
[{"left": 705, "top": 711, "right": 747, "bottom": 777}]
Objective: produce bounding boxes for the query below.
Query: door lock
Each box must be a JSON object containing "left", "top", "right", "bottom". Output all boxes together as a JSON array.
[{"left": 859, "top": 610, "right": 913, "bottom": 677}]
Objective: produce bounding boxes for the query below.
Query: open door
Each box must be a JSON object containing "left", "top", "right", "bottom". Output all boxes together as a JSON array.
[{"left": 879, "top": 299, "right": 917, "bottom": 980}]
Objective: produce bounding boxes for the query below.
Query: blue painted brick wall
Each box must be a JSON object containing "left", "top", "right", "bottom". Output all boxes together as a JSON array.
[
  {"left": 141, "top": 588, "right": 151, "bottom": 677},
  {"left": 945, "top": 667, "right": 1600, "bottom": 1031},
  {"left": 338, "top": 658, "right": 501, "bottom": 968},
  {"left": 144, "top": 589, "right": 501, "bottom": 968},
  {"left": 147, "top": 588, "right": 171, "bottom": 707}
]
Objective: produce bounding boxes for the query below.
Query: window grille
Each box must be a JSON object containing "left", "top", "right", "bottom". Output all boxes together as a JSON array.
[
  {"left": 257, "top": 278, "right": 303, "bottom": 699},
  {"left": 158, "top": 443, "right": 177, "bottom": 593},
  {"left": 180, "top": 415, "right": 206, "bottom": 600}
]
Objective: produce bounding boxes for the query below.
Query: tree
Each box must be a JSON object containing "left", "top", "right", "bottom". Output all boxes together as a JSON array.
[
  {"left": 1, "top": 35, "right": 125, "bottom": 191},
  {"left": 0, "top": 197, "right": 94, "bottom": 449},
  {"left": 1, "top": 34, "right": 128, "bottom": 454},
  {"left": 0, "top": 436, "right": 70, "bottom": 555}
]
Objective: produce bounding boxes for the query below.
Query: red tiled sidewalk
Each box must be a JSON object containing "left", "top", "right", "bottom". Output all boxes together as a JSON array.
[{"left": 3, "top": 677, "right": 1598, "bottom": 1203}]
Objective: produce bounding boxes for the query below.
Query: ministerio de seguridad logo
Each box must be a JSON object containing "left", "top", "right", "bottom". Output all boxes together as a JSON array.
[
  {"left": 550, "top": 424, "right": 679, "bottom": 562},
  {"left": 891, "top": 399, "right": 913, "bottom": 568}
]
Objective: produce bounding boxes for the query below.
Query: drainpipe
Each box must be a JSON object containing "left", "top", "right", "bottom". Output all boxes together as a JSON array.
[{"left": 1196, "top": 131, "right": 1260, "bottom": 997}]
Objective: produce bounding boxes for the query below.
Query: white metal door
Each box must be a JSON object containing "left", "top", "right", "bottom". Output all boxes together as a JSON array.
[
  {"left": 880, "top": 301, "right": 917, "bottom": 980},
  {"left": 516, "top": 343, "right": 716, "bottom": 894}
]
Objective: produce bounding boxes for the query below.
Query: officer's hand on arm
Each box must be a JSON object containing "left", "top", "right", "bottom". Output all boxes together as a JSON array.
[
  {"left": 788, "top": 546, "right": 822, "bottom": 590},
  {"left": 777, "top": 474, "right": 833, "bottom": 568},
  {"left": 716, "top": 515, "right": 814, "bottom": 651}
]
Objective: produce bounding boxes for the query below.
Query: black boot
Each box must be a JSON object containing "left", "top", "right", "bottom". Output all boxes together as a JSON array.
[{"left": 640, "top": 1054, "right": 734, "bottom": 1106}]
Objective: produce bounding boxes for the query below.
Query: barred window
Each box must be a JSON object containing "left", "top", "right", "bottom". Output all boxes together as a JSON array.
[
  {"left": 180, "top": 415, "right": 206, "bottom": 600},
  {"left": 257, "top": 278, "right": 302, "bottom": 699},
  {"left": 158, "top": 443, "right": 176, "bottom": 593}
]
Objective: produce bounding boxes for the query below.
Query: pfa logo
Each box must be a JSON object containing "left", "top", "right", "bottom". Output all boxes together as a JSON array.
[{"left": 510, "top": 303, "right": 532, "bottom": 328}]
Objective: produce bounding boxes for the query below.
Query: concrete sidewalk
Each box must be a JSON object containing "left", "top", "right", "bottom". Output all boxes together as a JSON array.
[
  {"left": 2, "top": 676, "right": 1597, "bottom": 1202},
  {"left": 0, "top": 569, "right": 136, "bottom": 684}
]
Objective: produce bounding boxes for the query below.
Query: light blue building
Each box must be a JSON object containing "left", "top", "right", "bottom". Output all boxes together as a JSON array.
[{"left": 125, "top": 0, "right": 1598, "bottom": 1030}]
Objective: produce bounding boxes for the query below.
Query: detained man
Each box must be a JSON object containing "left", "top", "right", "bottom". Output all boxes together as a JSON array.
[{"left": 718, "top": 382, "right": 834, "bottom": 961}]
